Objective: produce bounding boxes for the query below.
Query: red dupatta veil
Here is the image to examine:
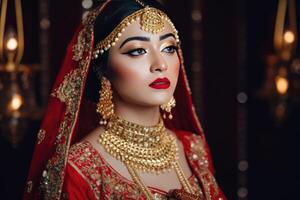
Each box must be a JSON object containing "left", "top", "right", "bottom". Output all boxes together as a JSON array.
[{"left": 23, "top": 1, "right": 219, "bottom": 199}]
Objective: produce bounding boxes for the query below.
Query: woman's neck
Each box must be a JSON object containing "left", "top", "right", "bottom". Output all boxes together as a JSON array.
[{"left": 113, "top": 99, "right": 161, "bottom": 126}]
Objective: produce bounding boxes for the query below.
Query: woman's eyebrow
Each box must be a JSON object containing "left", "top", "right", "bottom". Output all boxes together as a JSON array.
[
  {"left": 119, "top": 36, "right": 150, "bottom": 49},
  {"left": 119, "top": 33, "right": 176, "bottom": 49},
  {"left": 159, "top": 33, "right": 176, "bottom": 41}
]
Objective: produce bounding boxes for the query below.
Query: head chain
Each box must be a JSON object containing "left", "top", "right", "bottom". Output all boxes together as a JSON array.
[{"left": 92, "top": 6, "right": 180, "bottom": 59}]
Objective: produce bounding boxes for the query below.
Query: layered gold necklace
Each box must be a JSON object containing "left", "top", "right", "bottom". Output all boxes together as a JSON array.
[{"left": 98, "top": 114, "right": 196, "bottom": 199}]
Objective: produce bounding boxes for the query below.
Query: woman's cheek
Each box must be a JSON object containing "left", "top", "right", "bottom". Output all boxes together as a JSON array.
[
  {"left": 168, "top": 57, "right": 180, "bottom": 78},
  {"left": 110, "top": 58, "right": 148, "bottom": 90}
]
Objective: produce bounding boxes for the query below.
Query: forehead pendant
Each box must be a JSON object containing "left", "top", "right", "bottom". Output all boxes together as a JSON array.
[{"left": 140, "top": 7, "right": 165, "bottom": 34}]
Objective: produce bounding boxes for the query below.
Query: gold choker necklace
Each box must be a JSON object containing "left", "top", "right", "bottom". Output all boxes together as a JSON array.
[
  {"left": 98, "top": 115, "right": 198, "bottom": 199},
  {"left": 98, "top": 115, "right": 179, "bottom": 173}
]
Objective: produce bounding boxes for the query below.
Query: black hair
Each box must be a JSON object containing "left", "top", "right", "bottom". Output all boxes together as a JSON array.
[{"left": 85, "top": 0, "right": 168, "bottom": 103}]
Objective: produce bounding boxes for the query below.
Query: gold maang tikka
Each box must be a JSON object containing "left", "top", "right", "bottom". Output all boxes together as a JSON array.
[
  {"left": 96, "top": 77, "right": 114, "bottom": 125},
  {"left": 92, "top": 6, "right": 179, "bottom": 59},
  {"left": 160, "top": 96, "right": 176, "bottom": 119}
]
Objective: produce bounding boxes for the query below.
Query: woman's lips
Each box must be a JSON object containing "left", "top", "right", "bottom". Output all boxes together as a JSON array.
[{"left": 149, "top": 78, "right": 170, "bottom": 89}]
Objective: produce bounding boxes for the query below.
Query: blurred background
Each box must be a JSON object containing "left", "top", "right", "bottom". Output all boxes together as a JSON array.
[{"left": 0, "top": 0, "right": 299, "bottom": 199}]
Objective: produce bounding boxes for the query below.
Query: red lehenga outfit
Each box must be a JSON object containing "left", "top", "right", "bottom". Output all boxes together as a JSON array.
[{"left": 23, "top": 1, "right": 227, "bottom": 200}]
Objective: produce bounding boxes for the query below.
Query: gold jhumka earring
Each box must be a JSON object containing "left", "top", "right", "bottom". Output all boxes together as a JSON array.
[
  {"left": 160, "top": 96, "right": 176, "bottom": 119},
  {"left": 96, "top": 77, "right": 114, "bottom": 125}
]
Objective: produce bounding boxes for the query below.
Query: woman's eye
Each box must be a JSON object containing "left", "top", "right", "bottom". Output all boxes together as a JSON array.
[
  {"left": 125, "top": 48, "right": 147, "bottom": 56},
  {"left": 162, "top": 45, "right": 178, "bottom": 54}
]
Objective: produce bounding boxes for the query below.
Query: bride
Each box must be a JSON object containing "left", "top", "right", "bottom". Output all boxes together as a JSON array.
[{"left": 23, "top": 0, "right": 226, "bottom": 199}]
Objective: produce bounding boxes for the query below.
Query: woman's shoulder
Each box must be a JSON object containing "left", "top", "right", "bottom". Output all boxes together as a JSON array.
[
  {"left": 66, "top": 140, "right": 107, "bottom": 193},
  {"left": 66, "top": 126, "right": 114, "bottom": 182},
  {"left": 68, "top": 126, "right": 103, "bottom": 162},
  {"left": 67, "top": 140, "right": 105, "bottom": 174},
  {"left": 171, "top": 130, "right": 209, "bottom": 165},
  {"left": 172, "top": 129, "right": 205, "bottom": 146},
  {"left": 65, "top": 138, "right": 150, "bottom": 199},
  {"left": 68, "top": 141, "right": 97, "bottom": 162},
  {"left": 64, "top": 141, "right": 104, "bottom": 199}
]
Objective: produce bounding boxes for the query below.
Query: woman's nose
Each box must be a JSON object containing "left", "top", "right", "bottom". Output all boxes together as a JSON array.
[{"left": 149, "top": 52, "right": 168, "bottom": 73}]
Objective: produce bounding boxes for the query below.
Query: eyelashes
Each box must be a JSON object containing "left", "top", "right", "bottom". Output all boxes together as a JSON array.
[
  {"left": 123, "top": 45, "right": 178, "bottom": 57},
  {"left": 162, "top": 45, "right": 178, "bottom": 53},
  {"left": 124, "top": 48, "right": 147, "bottom": 56}
]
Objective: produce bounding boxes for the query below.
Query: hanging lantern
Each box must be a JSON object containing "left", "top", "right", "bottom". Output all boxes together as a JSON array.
[{"left": 272, "top": 0, "right": 298, "bottom": 121}]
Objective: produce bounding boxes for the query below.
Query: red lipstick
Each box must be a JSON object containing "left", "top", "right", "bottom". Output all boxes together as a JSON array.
[{"left": 149, "top": 77, "right": 170, "bottom": 89}]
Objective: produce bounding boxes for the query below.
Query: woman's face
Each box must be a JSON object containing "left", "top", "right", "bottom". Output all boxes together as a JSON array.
[{"left": 108, "top": 19, "right": 180, "bottom": 108}]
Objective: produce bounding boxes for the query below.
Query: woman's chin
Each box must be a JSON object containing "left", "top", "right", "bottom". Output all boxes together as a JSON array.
[
  {"left": 143, "top": 98, "right": 173, "bottom": 107},
  {"left": 147, "top": 92, "right": 174, "bottom": 103},
  {"left": 118, "top": 91, "right": 174, "bottom": 108}
]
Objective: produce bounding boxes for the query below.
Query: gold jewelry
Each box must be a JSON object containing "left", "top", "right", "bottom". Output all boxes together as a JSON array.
[
  {"left": 140, "top": 7, "right": 164, "bottom": 33},
  {"left": 96, "top": 77, "right": 114, "bottom": 125},
  {"left": 98, "top": 114, "right": 197, "bottom": 199},
  {"left": 104, "top": 114, "right": 166, "bottom": 148},
  {"left": 126, "top": 161, "right": 196, "bottom": 200},
  {"left": 173, "top": 160, "right": 194, "bottom": 194},
  {"left": 126, "top": 164, "right": 153, "bottom": 200},
  {"left": 92, "top": 7, "right": 179, "bottom": 59},
  {"left": 98, "top": 114, "right": 178, "bottom": 173},
  {"left": 160, "top": 96, "right": 176, "bottom": 119}
]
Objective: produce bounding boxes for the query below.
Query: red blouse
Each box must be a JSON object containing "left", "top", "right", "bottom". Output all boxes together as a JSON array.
[{"left": 61, "top": 131, "right": 226, "bottom": 200}]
